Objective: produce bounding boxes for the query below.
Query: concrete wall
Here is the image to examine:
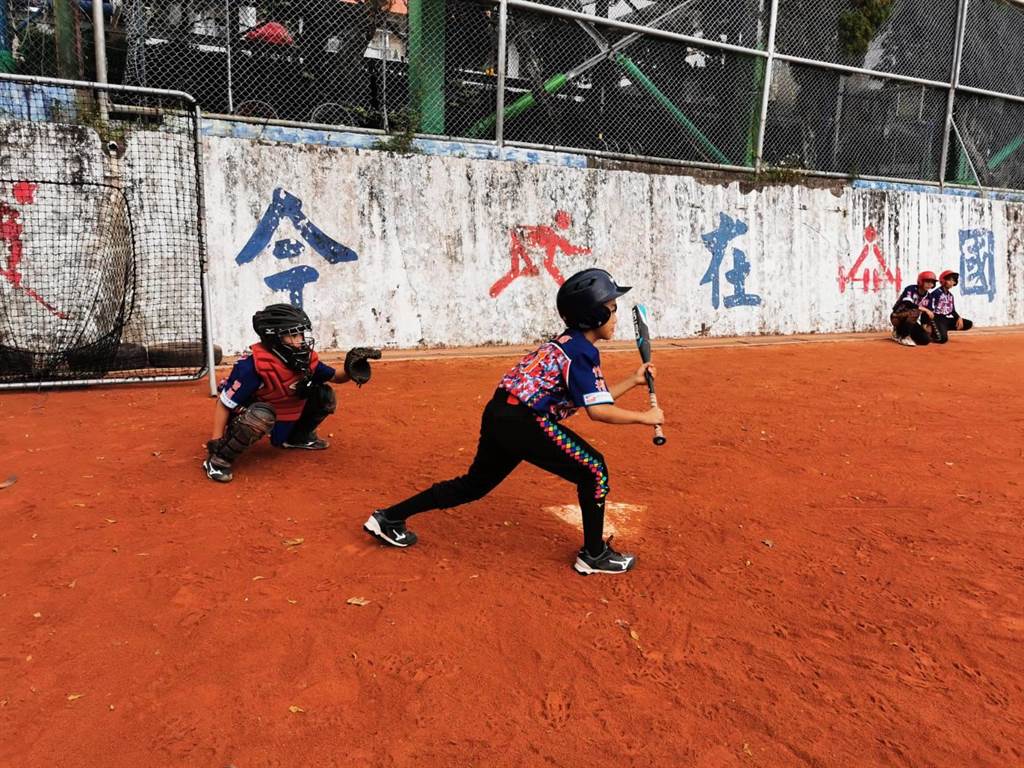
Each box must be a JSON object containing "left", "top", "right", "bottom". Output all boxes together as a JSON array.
[{"left": 203, "top": 134, "right": 1023, "bottom": 354}]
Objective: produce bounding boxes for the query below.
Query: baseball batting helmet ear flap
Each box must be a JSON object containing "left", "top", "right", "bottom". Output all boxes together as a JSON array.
[
  {"left": 557, "top": 269, "right": 632, "bottom": 330},
  {"left": 940, "top": 270, "right": 959, "bottom": 283},
  {"left": 252, "top": 304, "right": 315, "bottom": 372},
  {"left": 917, "top": 271, "right": 938, "bottom": 285}
]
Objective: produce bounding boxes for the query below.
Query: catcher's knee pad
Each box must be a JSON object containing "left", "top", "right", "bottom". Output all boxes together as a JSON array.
[{"left": 211, "top": 403, "right": 276, "bottom": 465}]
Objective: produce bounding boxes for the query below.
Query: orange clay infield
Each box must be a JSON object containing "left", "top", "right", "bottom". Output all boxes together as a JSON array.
[{"left": 1, "top": 330, "right": 1023, "bottom": 768}]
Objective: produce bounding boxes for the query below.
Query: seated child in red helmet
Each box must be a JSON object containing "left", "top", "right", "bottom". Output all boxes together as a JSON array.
[
  {"left": 890, "top": 271, "right": 937, "bottom": 347},
  {"left": 203, "top": 304, "right": 369, "bottom": 483},
  {"left": 928, "top": 270, "right": 973, "bottom": 343},
  {"left": 364, "top": 268, "right": 664, "bottom": 575}
]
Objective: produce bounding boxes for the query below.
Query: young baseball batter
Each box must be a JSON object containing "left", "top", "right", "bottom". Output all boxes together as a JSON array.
[
  {"left": 929, "top": 269, "right": 973, "bottom": 343},
  {"left": 364, "top": 268, "right": 664, "bottom": 575},
  {"left": 890, "top": 271, "right": 938, "bottom": 346},
  {"left": 203, "top": 303, "right": 379, "bottom": 483}
]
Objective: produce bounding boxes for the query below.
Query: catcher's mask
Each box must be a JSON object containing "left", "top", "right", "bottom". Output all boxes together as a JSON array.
[{"left": 252, "top": 304, "right": 315, "bottom": 372}]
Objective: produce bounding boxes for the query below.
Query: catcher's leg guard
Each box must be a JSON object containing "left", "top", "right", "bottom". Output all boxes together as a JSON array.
[
  {"left": 285, "top": 384, "right": 335, "bottom": 446},
  {"left": 209, "top": 403, "right": 276, "bottom": 466}
]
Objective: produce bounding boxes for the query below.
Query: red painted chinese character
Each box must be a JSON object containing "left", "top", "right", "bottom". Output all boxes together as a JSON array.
[
  {"left": 489, "top": 210, "right": 591, "bottom": 298},
  {"left": 1, "top": 182, "right": 66, "bottom": 317},
  {"left": 838, "top": 225, "right": 902, "bottom": 294}
]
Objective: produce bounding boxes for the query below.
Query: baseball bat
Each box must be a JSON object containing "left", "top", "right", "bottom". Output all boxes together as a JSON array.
[{"left": 631, "top": 304, "right": 666, "bottom": 446}]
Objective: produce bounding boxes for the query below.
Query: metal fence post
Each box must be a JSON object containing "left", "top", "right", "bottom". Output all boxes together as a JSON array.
[
  {"left": 496, "top": 0, "right": 508, "bottom": 148},
  {"left": 225, "top": 0, "right": 235, "bottom": 114},
  {"left": 754, "top": 0, "right": 779, "bottom": 173},
  {"left": 938, "top": 0, "right": 970, "bottom": 188}
]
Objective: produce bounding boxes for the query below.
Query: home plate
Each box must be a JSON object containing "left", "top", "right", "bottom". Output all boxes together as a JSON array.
[{"left": 544, "top": 502, "right": 646, "bottom": 536}]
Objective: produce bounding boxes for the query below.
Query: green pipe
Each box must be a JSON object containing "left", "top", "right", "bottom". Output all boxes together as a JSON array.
[
  {"left": 955, "top": 144, "right": 974, "bottom": 185},
  {"left": 53, "top": 0, "right": 80, "bottom": 78},
  {"left": 745, "top": 56, "right": 766, "bottom": 168},
  {"left": 986, "top": 135, "right": 1024, "bottom": 171},
  {"left": 614, "top": 54, "right": 730, "bottom": 165},
  {"left": 468, "top": 73, "right": 568, "bottom": 139},
  {"left": 408, "top": 0, "right": 445, "bottom": 135}
]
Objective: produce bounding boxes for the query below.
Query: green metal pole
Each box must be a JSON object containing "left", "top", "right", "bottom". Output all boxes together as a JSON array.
[
  {"left": 408, "top": 0, "right": 446, "bottom": 135},
  {"left": 614, "top": 53, "right": 730, "bottom": 165},
  {"left": 468, "top": 73, "right": 568, "bottom": 139},
  {"left": 745, "top": 56, "right": 765, "bottom": 167},
  {"left": 52, "top": 0, "right": 80, "bottom": 79},
  {"left": 986, "top": 135, "right": 1024, "bottom": 171}
]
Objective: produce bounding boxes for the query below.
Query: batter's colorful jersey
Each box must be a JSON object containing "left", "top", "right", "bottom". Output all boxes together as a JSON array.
[
  {"left": 500, "top": 330, "right": 613, "bottom": 421},
  {"left": 219, "top": 355, "right": 336, "bottom": 412},
  {"left": 928, "top": 287, "right": 957, "bottom": 316}
]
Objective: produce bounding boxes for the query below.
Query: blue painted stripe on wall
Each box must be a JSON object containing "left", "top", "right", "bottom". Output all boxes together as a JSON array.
[
  {"left": 201, "top": 118, "right": 588, "bottom": 169},
  {"left": 853, "top": 179, "right": 1024, "bottom": 202}
]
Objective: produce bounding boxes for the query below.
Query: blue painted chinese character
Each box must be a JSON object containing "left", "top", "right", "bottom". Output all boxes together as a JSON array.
[
  {"left": 700, "top": 213, "right": 761, "bottom": 310},
  {"left": 959, "top": 228, "right": 996, "bottom": 303},
  {"left": 235, "top": 188, "right": 358, "bottom": 309}
]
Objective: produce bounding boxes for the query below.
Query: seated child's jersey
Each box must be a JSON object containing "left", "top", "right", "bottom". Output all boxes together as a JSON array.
[
  {"left": 220, "top": 344, "right": 335, "bottom": 422},
  {"left": 928, "top": 287, "right": 956, "bottom": 316},
  {"left": 893, "top": 284, "right": 933, "bottom": 312},
  {"left": 500, "top": 330, "right": 613, "bottom": 421}
]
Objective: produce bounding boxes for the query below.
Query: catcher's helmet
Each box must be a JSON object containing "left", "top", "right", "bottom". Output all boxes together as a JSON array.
[
  {"left": 252, "top": 304, "right": 314, "bottom": 372},
  {"left": 917, "top": 271, "right": 938, "bottom": 285},
  {"left": 557, "top": 268, "right": 631, "bottom": 330},
  {"left": 940, "top": 270, "right": 959, "bottom": 283}
]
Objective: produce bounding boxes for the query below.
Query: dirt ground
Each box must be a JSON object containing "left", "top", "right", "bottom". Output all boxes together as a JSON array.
[{"left": 1, "top": 331, "right": 1022, "bottom": 767}]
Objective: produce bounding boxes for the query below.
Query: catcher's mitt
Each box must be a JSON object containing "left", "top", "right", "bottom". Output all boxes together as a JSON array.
[{"left": 344, "top": 346, "right": 382, "bottom": 387}]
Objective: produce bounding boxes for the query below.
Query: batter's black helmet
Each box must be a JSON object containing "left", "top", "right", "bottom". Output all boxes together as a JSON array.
[
  {"left": 557, "top": 268, "right": 631, "bottom": 330},
  {"left": 252, "top": 304, "right": 314, "bottom": 372}
]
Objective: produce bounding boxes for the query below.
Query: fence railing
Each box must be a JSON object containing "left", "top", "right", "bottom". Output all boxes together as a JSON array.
[{"left": 4, "top": 0, "right": 1024, "bottom": 190}]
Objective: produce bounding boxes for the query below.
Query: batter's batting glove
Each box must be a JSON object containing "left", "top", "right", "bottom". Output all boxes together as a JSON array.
[{"left": 344, "top": 346, "right": 382, "bottom": 387}]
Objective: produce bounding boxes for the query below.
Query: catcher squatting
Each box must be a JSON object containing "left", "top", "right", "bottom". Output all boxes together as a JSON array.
[{"left": 204, "top": 269, "right": 662, "bottom": 574}]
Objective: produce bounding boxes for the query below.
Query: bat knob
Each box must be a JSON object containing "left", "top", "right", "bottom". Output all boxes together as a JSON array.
[{"left": 653, "top": 436, "right": 667, "bottom": 446}]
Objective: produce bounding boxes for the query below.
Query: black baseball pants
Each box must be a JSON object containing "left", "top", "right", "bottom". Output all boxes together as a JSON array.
[
  {"left": 894, "top": 319, "right": 932, "bottom": 345},
  {"left": 381, "top": 389, "right": 610, "bottom": 556},
  {"left": 932, "top": 314, "right": 973, "bottom": 344}
]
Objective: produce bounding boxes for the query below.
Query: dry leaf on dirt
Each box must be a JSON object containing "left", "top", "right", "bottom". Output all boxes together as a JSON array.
[
  {"left": 252, "top": 576, "right": 267, "bottom": 581},
  {"left": 66, "top": 693, "right": 84, "bottom": 701},
  {"left": 32, "top": 612, "right": 42, "bottom": 618},
  {"left": 282, "top": 538, "right": 305, "bottom": 547},
  {"left": 629, "top": 629, "right": 640, "bottom": 641},
  {"left": 0, "top": 476, "right": 16, "bottom": 490},
  {"left": 346, "top": 597, "right": 371, "bottom": 606},
  {"left": 288, "top": 705, "right": 304, "bottom": 714}
]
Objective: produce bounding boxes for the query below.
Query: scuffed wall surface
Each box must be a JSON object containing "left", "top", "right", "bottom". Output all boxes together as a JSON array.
[{"left": 203, "top": 136, "right": 1024, "bottom": 353}]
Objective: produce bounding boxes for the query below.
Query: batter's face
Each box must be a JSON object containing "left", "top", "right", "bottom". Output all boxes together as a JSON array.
[
  {"left": 597, "top": 300, "right": 618, "bottom": 340},
  {"left": 942, "top": 276, "right": 958, "bottom": 289}
]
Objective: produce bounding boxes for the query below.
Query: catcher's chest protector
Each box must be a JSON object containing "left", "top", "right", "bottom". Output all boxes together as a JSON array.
[{"left": 250, "top": 343, "right": 321, "bottom": 421}]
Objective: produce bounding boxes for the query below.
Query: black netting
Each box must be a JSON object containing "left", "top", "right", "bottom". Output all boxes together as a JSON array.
[{"left": 0, "top": 78, "right": 207, "bottom": 387}]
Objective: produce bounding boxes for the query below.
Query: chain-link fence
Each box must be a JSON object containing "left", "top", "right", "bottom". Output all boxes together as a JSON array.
[{"left": 4, "top": 0, "right": 1024, "bottom": 189}]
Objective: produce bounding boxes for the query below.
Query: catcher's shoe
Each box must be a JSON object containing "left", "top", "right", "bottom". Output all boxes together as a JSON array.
[
  {"left": 202, "top": 457, "right": 233, "bottom": 483},
  {"left": 364, "top": 510, "right": 418, "bottom": 548},
  {"left": 281, "top": 435, "right": 329, "bottom": 450},
  {"left": 897, "top": 335, "right": 917, "bottom": 347},
  {"left": 573, "top": 537, "right": 636, "bottom": 575}
]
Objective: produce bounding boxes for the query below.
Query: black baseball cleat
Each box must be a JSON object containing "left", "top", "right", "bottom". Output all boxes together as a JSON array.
[
  {"left": 364, "top": 510, "right": 418, "bottom": 548},
  {"left": 573, "top": 537, "right": 636, "bottom": 575},
  {"left": 281, "top": 435, "right": 329, "bottom": 450},
  {"left": 203, "top": 457, "right": 233, "bottom": 483}
]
